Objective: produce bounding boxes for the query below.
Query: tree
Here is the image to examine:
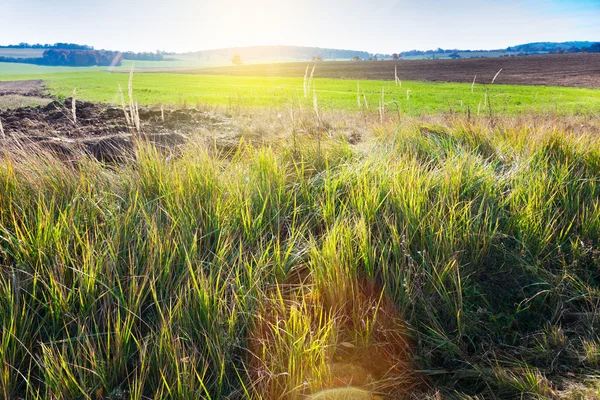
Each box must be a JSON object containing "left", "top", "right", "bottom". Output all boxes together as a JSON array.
[
  {"left": 312, "top": 55, "right": 323, "bottom": 62},
  {"left": 588, "top": 43, "right": 600, "bottom": 53},
  {"left": 232, "top": 55, "right": 243, "bottom": 65},
  {"left": 392, "top": 53, "right": 399, "bottom": 60},
  {"left": 448, "top": 53, "right": 461, "bottom": 59},
  {"left": 352, "top": 55, "right": 361, "bottom": 61}
]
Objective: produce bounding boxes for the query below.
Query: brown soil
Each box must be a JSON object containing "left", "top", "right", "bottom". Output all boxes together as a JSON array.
[
  {"left": 0, "top": 80, "right": 52, "bottom": 109},
  {"left": 0, "top": 80, "right": 48, "bottom": 97},
  {"left": 185, "top": 53, "right": 600, "bottom": 88},
  {"left": 0, "top": 99, "right": 233, "bottom": 162}
]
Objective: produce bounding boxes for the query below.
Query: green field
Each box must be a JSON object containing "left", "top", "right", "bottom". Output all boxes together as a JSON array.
[
  {"left": 0, "top": 60, "right": 166, "bottom": 75},
  {"left": 2, "top": 69, "right": 599, "bottom": 115}
]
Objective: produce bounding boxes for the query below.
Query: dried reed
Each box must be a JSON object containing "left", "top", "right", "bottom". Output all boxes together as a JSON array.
[
  {"left": 118, "top": 83, "right": 132, "bottom": 127},
  {"left": 379, "top": 88, "right": 385, "bottom": 123},
  {"left": 492, "top": 68, "right": 503, "bottom": 84},
  {"left": 308, "top": 64, "right": 316, "bottom": 95},
  {"left": 304, "top": 65, "right": 309, "bottom": 98},
  {"left": 72, "top": 88, "right": 77, "bottom": 124},
  {"left": 313, "top": 90, "right": 321, "bottom": 126}
]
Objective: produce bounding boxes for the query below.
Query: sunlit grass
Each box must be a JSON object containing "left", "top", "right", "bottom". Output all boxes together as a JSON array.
[{"left": 1, "top": 112, "right": 600, "bottom": 398}]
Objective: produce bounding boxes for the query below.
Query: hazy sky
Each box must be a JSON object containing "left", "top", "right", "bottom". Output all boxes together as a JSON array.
[{"left": 1, "top": 0, "right": 599, "bottom": 53}]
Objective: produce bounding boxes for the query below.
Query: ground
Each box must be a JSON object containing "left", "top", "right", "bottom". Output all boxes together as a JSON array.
[
  {"left": 186, "top": 53, "right": 600, "bottom": 88},
  {"left": 1, "top": 55, "right": 600, "bottom": 399},
  {"left": 0, "top": 80, "right": 52, "bottom": 109}
]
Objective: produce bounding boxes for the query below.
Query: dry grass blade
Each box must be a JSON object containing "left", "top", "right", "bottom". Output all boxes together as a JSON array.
[
  {"left": 304, "top": 65, "right": 309, "bottom": 98},
  {"left": 117, "top": 83, "right": 132, "bottom": 128},
  {"left": 134, "top": 102, "right": 141, "bottom": 132},
  {"left": 72, "top": 88, "right": 77, "bottom": 124},
  {"left": 491, "top": 68, "right": 503, "bottom": 84},
  {"left": 395, "top": 65, "right": 401, "bottom": 86},
  {"left": 161, "top": 104, "right": 165, "bottom": 122},
  {"left": 471, "top": 75, "right": 477, "bottom": 93},
  {"left": 379, "top": 87, "right": 385, "bottom": 123},
  {"left": 0, "top": 116, "right": 4, "bottom": 138},
  {"left": 308, "top": 64, "right": 316, "bottom": 95},
  {"left": 406, "top": 89, "right": 412, "bottom": 101},
  {"left": 313, "top": 90, "right": 321, "bottom": 125},
  {"left": 128, "top": 63, "right": 135, "bottom": 119}
]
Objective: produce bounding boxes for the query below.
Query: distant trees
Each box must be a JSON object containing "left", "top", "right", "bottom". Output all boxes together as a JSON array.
[
  {"left": 122, "top": 51, "right": 165, "bottom": 61},
  {"left": 582, "top": 43, "right": 600, "bottom": 53},
  {"left": 448, "top": 53, "right": 461, "bottom": 59},
  {"left": 391, "top": 53, "right": 400, "bottom": 60},
  {"left": 312, "top": 55, "right": 323, "bottom": 62},
  {"left": 0, "top": 49, "right": 122, "bottom": 67},
  {"left": 232, "top": 55, "right": 243, "bottom": 65},
  {"left": 0, "top": 42, "right": 94, "bottom": 50},
  {"left": 352, "top": 55, "right": 361, "bottom": 61},
  {"left": 42, "top": 49, "right": 121, "bottom": 66}
]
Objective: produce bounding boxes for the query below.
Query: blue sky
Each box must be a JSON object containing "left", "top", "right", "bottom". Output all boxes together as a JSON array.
[{"left": 1, "top": 0, "right": 598, "bottom": 53}]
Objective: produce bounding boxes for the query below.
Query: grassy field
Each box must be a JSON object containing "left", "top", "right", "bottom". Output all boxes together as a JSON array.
[
  {"left": 1, "top": 111, "right": 600, "bottom": 399},
  {"left": 1, "top": 61, "right": 600, "bottom": 398},
  {"left": 1, "top": 70, "right": 599, "bottom": 115},
  {"left": 0, "top": 60, "right": 159, "bottom": 75}
]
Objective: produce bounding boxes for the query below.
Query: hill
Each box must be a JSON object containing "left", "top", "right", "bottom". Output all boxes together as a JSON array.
[
  {"left": 507, "top": 41, "right": 597, "bottom": 52},
  {"left": 183, "top": 45, "right": 372, "bottom": 62}
]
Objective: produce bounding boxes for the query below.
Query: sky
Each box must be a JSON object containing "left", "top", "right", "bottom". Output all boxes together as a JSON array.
[{"left": 1, "top": 0, "right": 599, "bottom": 53}]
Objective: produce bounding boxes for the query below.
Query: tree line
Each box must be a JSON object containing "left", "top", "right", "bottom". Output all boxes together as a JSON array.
[
  {"left": 0, "top": 49, "right": 122, "bottom": 67},
  {"left": 0, "top": 42, "right": 94, "bottom": 50}
]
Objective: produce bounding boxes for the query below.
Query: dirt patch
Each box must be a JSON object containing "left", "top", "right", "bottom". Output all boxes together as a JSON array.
[
  {"left": 0, "top": 80, "right": 47, "bottom": 97},
  {"left": 184, "top": 53, "right": 600, "bottom": 88},
  {"left": 0, "top": 80, "right": 52, "bottom": 109},
  {"left": 0, "top": 99, "right": 234, "bottom": 162}
]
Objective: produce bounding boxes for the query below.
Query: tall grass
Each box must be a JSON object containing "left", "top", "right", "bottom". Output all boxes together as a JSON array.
[{"left": 1, "top": 113, "right": 599, "bottom": 398}]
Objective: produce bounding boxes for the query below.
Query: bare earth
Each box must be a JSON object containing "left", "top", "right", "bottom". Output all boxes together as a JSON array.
[
  {"left": 0, "top": 80, "right": 52, "bottom": 109},
  {"left": 0, "top": 80, "right": 48, "bottom": 97},
  {"left": 185, "top": 54, "right": 600, "bottom": 88},
  {"left": 0, "top": 99, "right": 236, "bottom": 162}
]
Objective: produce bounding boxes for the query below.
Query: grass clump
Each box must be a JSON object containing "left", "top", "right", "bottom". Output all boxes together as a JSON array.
[{"left": 0, "top": 113, "right": 599, "bottom": 398}]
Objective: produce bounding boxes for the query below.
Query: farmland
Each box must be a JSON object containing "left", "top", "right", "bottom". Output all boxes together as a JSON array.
[
  {"left": 1, "top": 70, "right": 600, "bottom": 116},
  {"left": 190, "top": 54, "right": 600, "bottom": 88},
  {"left": 1, "top": 52, "right": 600, "bottom": 399}
]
